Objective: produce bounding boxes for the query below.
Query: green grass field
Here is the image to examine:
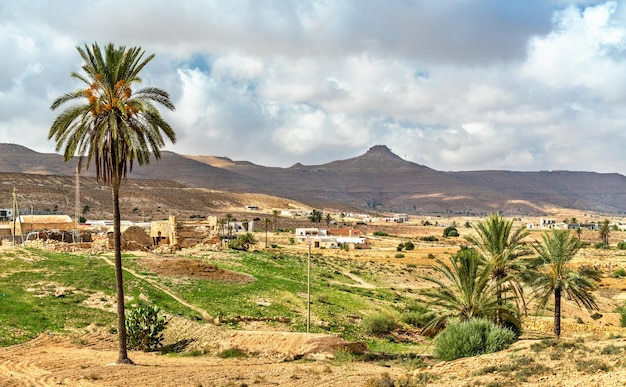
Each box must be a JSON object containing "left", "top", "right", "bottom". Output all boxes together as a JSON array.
[{"left": 0, "top": 247, "right": 427, "bottom": 353}]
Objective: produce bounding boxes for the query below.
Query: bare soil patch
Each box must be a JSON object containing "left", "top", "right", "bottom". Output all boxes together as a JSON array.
[{"left": 138, "top": 257, "right": 255, "bottom": 283}]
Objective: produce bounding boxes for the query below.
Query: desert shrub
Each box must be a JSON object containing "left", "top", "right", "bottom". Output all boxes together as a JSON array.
[
  {"left": 594, "top": 242, "right": 609, "bottom": 249},
  {"left": 217, "top": 347, "right": 247, "bottom": 358},
  {"left": 601, "top": 344, "right": 622, "bottom": 355},
  {"left": 433, "top": 318, "right": 516, "bottom": 361},
  {"left": 228, "top": 233, "right": 257, "bottom": 251},
  {"left": 420, "top": 235, "right": 438, "bottom": 242},
  {"left": 400, "top": 302, "right": 434, "bottom": 328},
  {"left": 576, "top": 358, "right": 611, "bottom": 373},
  {"left": 373, "top": 231, "right": 389, "bottom": 237},
  {"left": 363, "top": 312, "right": 397, "bottom": 336},
  {"left": 427, "top": 253, "right": 435, "bottom": 259},
  {"left": 365, "top": 373, "right": 395, "bottom": 387},
  {"left": 404, "top": 241, "right": 415, "bottom": 250},
  {"left": 618, "top": 241, "right": 626, "bottom": 250},
  {"left": 396, "top": 243, "right": 404, "bottom": 251},
  {"left": 394, "top": 253, "right": 405, "bottom": 258},
  {"left": 125, "top": 304, "right": 168, "bottom": 351},
  {"left": 443, "top": 226, "right": 458, "bottom": 237},
  {"left": 615, "top": 303, "right": 626, "bottom": 327},
  {"left": 612, "top": 268, "right": 626, "bottom": 278}
]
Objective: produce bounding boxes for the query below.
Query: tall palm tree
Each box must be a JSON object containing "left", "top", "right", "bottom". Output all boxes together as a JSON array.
[
  {"left": 531, "top": 230, "right": 601, "bottom": 338},
  {"left": 420, "top": 248, "right": 518, "bottom": 334},
  {"left": 465, "top": 213, "right": 530, "bottom": 323},
  {"left": 49, "top": 42, "right": 175, "bottom": 364}
]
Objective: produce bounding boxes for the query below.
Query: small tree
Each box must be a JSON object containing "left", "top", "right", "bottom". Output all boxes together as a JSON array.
[
  {"left": 309, "top": 209, "right": 323, "bottom": 223},
  {"left": 404, "top": 241, "right": 415, "bottom": 250},
  {"left": 225, "top": 213, "right": 234, "bottom": 240},
  {"left": 272, "top": 209, "right": 280, "bottom": 233},
  {"left": 530, "top": 230, "right": 601, "bottom": 338},
  {"left": 228, "top": 233, "right": 257, "bottom": 251},
  {"left": 443, "top": 226, "right": 459, "bottom": 237},
  {"left": 599, "top": 219, "right": 610, "bottom": 246},
  {"left": 262, "top": 217, "right": 271, "bottom": 248},
  {"left": 126, "top": 304, "right": 168, "bottom": 351}
]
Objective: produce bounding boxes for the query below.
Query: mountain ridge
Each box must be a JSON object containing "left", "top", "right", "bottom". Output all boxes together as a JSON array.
[{"left": 1, "top": 143, "right": 626, "bottom": 215}]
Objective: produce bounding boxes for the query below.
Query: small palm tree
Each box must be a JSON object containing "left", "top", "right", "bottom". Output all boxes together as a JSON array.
[
  {"left": 262, "top": 217, "right": 272, "bottom": 248},
  {"left": 530, "top": 230, "right": 601, "bottom": 338},
  {"left": 225, "top": 213, "right": 233, "bottom": 240},
  {"left": 599, "top": 219, "right": 610, "bottom": 246},
  {"left": 465, "top": 213, "right": 530, "bottom": 323},
  {"left": 420, "top": 248, "right": 519, "bottom": 334},
  {"left": 49, "top": 42, "right": 175, "bottom": 364},
  {"left": 272, "top": 210, "right": 279, "bottom": 233}
]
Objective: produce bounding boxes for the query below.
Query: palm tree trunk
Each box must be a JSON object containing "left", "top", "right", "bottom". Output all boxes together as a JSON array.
[
  {"left": 554, "top": 288, "right": 562, "bottom": 339},
  {"left": 495, "top": 285, "right": 502, "bottom": 325},
  {"left": 112, "top": 178, "right": 132, "bottom": 364}
]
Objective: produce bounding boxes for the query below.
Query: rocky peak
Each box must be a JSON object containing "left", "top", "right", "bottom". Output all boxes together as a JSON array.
[{"left": 361, "top": 145, "right": 405, "bottom": 161}]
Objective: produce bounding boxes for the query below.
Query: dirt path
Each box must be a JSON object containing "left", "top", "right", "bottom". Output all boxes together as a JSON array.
[
  {"left": 97, "top": 255, "right": 213, "bottom": 321},
  {"left": 341, "top": 271, "right": 376, "bottom": 288}
]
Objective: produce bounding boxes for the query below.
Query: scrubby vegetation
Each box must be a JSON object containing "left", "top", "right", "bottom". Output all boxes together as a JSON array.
[
  {"left": 433, "top": 318, "right": 517, "bottom": 361},
  {"left": 125, "top": 303, "right": 168, "bottom": 351}
]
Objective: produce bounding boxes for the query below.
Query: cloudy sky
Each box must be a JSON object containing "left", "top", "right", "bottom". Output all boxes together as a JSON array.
[{"left": 2, "top": 0, "right": 626, "bottom": 174}]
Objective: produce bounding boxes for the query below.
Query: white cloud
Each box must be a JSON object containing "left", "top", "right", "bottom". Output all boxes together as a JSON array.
[{"left": 1, "top": 0, "right": 626, "bottom": 174}]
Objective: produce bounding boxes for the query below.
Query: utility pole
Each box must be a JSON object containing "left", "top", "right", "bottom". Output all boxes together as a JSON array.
[
  {"left": 307, "top": 239, "right": 311, "bottom": 333},
  {"left": 12, "top": 188, "right": 21, "bottom": 245}
]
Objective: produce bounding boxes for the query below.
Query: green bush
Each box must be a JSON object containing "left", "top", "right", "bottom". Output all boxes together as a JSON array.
[
  {"left": 400, "top": 302, "right": 434, "bottom": 328},
  {"left": 443, "top": 226, "right": 458, "bottom": 238},
  {"left": 420, "top": 236, "right": 439, "bottom": 242},
  {"left": 612, "top": 268, "right": 626, "bottom": 278},
  {"left": 594, "top": 242, "right": 610, "bottom": 249},
  {"left": 396, "top": 243, "right": 404, "bottom": 252},
  {"left": 217, "top": 347, "right": 247, "bottom": 358},
  {"left": 394, "top": 253, "right": 405, "bottom": 258},
  {"left": 125, "top": 304, "right": 168, "bottom": 351},
  {"left": 228, "top": 233, "right": 257, "bottom": 251},
  {"left": 404, "top": 241, "right": 415, "bottom": 250},
  {"left": 618, "top": 241, "right": 626, "bottom": 250},
  {"left": 373, "top": 231, "right": 389, "bottom": 237},
  {"left": 363, "top": 312, "right": 397, "bottom": 336},
  {"left": 433, "top": 318, "right": 516, "bottom": 361},
  {"left": 617, "top": 304, "right": 626, "bottom": 328}
]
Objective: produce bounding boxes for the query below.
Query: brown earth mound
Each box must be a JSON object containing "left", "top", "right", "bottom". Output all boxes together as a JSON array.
[{"left": 139, "top": 257, "right": 255, "bottom": 282}]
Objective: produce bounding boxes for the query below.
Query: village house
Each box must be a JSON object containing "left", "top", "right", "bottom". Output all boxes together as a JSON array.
[{"left": 295, "top": 227, "right": 369, "bottom": 249}]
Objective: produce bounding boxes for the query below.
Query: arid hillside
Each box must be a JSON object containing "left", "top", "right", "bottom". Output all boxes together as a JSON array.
[
  {"left": 2, "top": 143, "right": 626, "bottom": 215},
  {"left": 0, "top": 172, "right": 310, "bottom": 221}
]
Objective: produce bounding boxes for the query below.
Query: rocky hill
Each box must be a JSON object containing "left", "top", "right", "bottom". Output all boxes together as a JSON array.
[{"left": 2, "top": 143, "right": 626, "bottom": 216}]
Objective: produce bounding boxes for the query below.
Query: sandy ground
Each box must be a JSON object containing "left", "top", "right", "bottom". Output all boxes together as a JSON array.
[
  {"left": 4, "top": 220, "right": 626, "bottom": 386},
  {"left": 0, "top": 319, "right": 402, "bottom": 387}
]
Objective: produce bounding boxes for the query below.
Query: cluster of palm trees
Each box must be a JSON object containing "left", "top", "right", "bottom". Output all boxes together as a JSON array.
[{"left": 422, "top": 213, "right": 601, "bottom": 339}]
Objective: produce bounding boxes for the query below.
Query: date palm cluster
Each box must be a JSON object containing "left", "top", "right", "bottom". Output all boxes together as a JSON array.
[{"left": 421, "top": 213, "right": 600, "bottom": 339}]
